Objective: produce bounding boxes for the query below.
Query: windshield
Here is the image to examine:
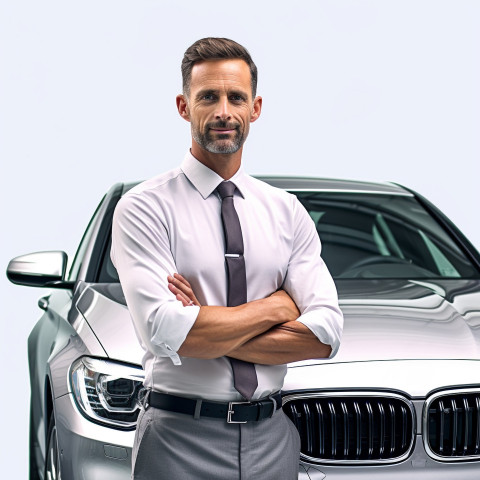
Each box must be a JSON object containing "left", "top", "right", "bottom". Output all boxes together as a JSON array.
[
  {"left": 99, "top": 190, "right": 479, "bottom": 283},
  {"left": 296, "top": 192, "right": 479, "bottom": 279}
]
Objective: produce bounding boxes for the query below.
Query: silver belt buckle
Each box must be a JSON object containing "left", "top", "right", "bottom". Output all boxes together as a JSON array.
[{"left": 227, "top": 401, "right": 250, "bottom": 423}]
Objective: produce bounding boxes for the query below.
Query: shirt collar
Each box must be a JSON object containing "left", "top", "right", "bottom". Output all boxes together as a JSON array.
[{"left": 181, "top": 151, "right": 247, "bottom": 199}]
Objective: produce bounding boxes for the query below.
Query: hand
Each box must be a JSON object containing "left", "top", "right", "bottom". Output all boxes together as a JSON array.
[
  {"left": 167, "top": 273, "right": 202, "bottom": 307},
  {"left": 269, "top": 290, "right": 300, "bottom": 322}
]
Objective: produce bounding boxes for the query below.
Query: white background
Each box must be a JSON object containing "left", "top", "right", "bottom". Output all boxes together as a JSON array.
[{"left": 1, "top": 1, "right": 479, "bottom": 476}]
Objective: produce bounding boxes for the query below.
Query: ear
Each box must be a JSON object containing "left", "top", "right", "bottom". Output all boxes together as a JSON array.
[
  {"left": 250, "top": 96, "right": 262, "bottom": 123},
  {"left": 176, "top": 94, "right": 190, "bottom": 122}
]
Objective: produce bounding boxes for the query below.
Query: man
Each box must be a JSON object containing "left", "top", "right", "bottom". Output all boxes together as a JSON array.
[{"left": 111, "top": 37, "right": 343, "bottom": 480}]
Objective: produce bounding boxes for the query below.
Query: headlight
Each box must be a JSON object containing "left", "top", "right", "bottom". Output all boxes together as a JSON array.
[{"left": 70, "top": 357, "right": 144, "bottom": 430}]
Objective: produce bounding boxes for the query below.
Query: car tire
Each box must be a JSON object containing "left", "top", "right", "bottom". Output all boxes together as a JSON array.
[
  {"left": 29, "top": 404, "right": 41, "bottom": 480},
  {"left": 45, "top": 413, "right": 62, "bottom": 480}
]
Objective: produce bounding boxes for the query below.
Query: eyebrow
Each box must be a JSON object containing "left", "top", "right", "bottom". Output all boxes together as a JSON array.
[{"left": 228, "top": 89, "right": 248, "bottom": 98}]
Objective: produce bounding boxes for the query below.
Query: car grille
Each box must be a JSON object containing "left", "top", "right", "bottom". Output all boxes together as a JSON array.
[
  {"left": 283, "top": 392, "right": 415, "bottom": 464},
  {"left": 426, "top": 389, "right": 480, "bottom": 460}
]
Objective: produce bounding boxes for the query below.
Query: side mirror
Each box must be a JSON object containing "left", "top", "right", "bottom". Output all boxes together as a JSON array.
[{"left": 6, "top": 251, "right": 74, "bottom": 289}]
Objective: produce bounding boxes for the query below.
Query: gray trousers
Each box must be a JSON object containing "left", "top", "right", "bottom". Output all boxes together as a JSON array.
[{"left": 132, "top": 403, "right": 301, "bottom": 480}]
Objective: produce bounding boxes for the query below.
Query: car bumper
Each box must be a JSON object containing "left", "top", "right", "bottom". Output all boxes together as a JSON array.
[
  {"left": 55, "top": 393, "right": 135, "bottom": 479},
  {"left": 55, "top": 393, "right": 480, "bottom": 480},
  {"left": 300, "top": 438, "right": 480, "bottom": 479}
]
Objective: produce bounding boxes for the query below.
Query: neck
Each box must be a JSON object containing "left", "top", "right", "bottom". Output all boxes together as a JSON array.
[{"left": 190, "top": 141, "right": 243, "bottom": 180}]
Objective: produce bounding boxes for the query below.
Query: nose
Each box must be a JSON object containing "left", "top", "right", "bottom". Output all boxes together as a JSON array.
[{"left": 215, "top": 96, "right": 232, "bottom": 121}]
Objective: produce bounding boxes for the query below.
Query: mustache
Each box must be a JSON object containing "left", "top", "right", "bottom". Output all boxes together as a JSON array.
[{"left": 207, "top": 121, "right": 240, "bottom": 130}]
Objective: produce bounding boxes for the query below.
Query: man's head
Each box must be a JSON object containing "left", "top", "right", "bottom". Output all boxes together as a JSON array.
[
  {"left": 177, "top": 38, "right": 262, "bottom": 164},
  {"left": 181, "top": 37, "right": 258, "bottom": 98}
]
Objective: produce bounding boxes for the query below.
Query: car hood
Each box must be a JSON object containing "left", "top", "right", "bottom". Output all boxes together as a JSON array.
[
  {"left": 76, "top": 279, "right": 480, "bottom": 368},
  {"left": 75, "top": 283, "right": 145, "bottom": 365},
  {"left": 313, "top": 278, "right": 480, "bottom": 365}
]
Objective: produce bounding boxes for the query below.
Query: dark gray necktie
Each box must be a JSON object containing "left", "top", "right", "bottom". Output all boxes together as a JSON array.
[{"left": 216, "top": 180, "right": 258, "bottom": 401}]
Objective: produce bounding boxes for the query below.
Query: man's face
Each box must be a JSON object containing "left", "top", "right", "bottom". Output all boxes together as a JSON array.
[{"left": 183, "top": 59, "right": 259, "bottom": 154}]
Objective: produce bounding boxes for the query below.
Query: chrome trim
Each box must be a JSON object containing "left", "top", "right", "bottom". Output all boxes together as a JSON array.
[
  {"left": 463, "top": 396, "right": 470, "bottom": 455},
  {"left": 367, "top": 400, "right": 374, "bottom": 456},
  {"left": 476, "top": 397, "right": 480, "bottom": 453},
  {"left": 285, "top": 188, "right": 413, "bottom": 196},
  {"left": 282, "top": 391, "right": 416, "bottom": 465},
  {"left": 424, "top": 387, "right": 480, "bottom": 462}
]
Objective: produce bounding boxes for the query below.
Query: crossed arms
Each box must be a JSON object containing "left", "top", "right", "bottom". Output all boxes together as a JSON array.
[
  {"left": 112, "top": 191, "right": 343, "bottom": 366},
  {"left": 168, "top": 273, "right": 333, "bottom": 365}
]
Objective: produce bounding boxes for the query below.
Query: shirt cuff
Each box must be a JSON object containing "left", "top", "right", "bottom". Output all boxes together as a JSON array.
[
  {"left": 149, "top": 302, "right": 200, "bottom": 365},
  {"left": 297, "top": 309, "right": 342, "bottom": 358}
]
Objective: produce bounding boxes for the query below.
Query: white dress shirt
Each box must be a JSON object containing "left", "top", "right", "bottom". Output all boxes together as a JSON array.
[{"left": 111, "top": 152, "right": 343, "bottom": 401}]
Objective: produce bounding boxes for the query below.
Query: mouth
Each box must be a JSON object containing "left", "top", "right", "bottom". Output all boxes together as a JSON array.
[
  {"left": 210, "top": 128, "right": 236, "bottom": 135},
  {"left": 208, "top": 122, "right": 239, "bottom": 136}
]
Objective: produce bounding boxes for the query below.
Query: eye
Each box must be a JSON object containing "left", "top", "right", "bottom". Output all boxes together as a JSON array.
[
  {"left": 201, "top": 93, "right": 216, "bottom": 101},
  {"left": 230, "top": 94, "right": 245, "bottom": 103}
]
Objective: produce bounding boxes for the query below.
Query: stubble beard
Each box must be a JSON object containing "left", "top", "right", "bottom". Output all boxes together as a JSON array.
[{"left": 191, "top": 121, "right": 245, "bottom": 154}]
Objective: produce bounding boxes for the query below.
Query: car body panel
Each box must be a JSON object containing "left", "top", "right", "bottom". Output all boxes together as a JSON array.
[
  {"left": 302, "top": 442, "right": 480, "bottom": 480},
  {"left": 75, "top": 284, "right": 144, "bottom": 364},
  {"left": 47, "top": 286, "right": 107, "bottom": 399},
  {"left": 284, "top": 359, "right": 480, "bottom": 399},
  {"left": 54, "top": 394, "right": 134, "bottom": 479},
  {"left": 75, "top": 279, "right": 480, "bottom": 367},
  {"left": 73, "top": 279, "right": 480, "bottom": 397}
]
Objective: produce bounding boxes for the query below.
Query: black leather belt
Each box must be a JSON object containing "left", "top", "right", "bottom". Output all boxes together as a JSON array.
[{"left": 146, "top": 391, "right": 282, "bottom": 423}]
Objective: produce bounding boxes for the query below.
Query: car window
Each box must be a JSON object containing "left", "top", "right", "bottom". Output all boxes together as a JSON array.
[
  {"left": 296, "top": 192, "right": 479, "bottom": 279},
  {"left": 99, "top": 191, "right": 479, "bottom": 283},
  {"left": 68, "top": 195, "right": 106, "bottom": 282},
  {"left": 97, "top": 236, "right": 119, "bottom": 283}
]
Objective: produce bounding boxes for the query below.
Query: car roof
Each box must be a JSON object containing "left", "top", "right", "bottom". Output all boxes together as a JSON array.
[
  {"left": 123, "top": 176, "right": 411, "bottom": 196},
  {"left": 254, "top": 176, "right": 411, "bottom": 195}
]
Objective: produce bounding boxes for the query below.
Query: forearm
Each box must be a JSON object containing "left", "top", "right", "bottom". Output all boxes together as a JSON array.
[
  {"left": 228, "top": 321, "right": 332, "bottom": 365},
  {"left": 177, "top": 294, "right": 297, "bottom": 359}
]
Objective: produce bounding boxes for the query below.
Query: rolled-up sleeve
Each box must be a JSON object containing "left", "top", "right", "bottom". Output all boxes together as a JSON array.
[
  {"left": 111, "top": 193, "right": 199, "bottom": 365},
  {"left": 282, "top": 197, "right": 343, "bottom": 357}
]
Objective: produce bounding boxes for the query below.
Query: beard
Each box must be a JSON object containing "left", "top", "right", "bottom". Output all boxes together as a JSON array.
[{"left": 191, "top": 120, "right": 246, "bottom": 154}]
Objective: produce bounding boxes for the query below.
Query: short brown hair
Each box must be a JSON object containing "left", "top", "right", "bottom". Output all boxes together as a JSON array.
[{"left": 181, "top": 37, "right": 258, "bottom": 98}]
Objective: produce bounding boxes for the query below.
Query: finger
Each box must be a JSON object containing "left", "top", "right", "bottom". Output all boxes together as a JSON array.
[
  {"left": 168, "top": 282, "right": 187, "bottom": 299},
  {"left": 173, "top": 273, "right": 193, "bottom": 289},
  {"left": 168, "top": 281, "right": 184, "bottom": 298},
  {"left": 169, "top": 284, "right": 191, "bottom": 305},
  {"left": 168, "top": 274, "right": 190, "bottom": 292},
  {"left": 176, "top": 293, "right": 191, "bottom": 307},
  {"left": 168, "top": 281, "right": 198, "bottom": 307},
  {"left": 168, "top": 274, "right": 201, "bottom": 306},
  {"left": 168, "top": 275, "right": 195, "bottom": 299}
]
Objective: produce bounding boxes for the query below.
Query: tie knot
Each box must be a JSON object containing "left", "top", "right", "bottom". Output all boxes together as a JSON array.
[{"left": 216, "top": 181, "right": 236, "bottom": 199}]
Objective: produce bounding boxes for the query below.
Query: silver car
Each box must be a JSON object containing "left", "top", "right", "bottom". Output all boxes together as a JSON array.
[{"left": 7, "top": 177, "right": 480, "bottom": 479}]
